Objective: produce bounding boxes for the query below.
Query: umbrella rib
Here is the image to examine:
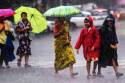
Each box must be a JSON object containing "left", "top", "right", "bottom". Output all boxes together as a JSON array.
[
  {"left": 31, "top": 15, "right": 40, "bottom": 33},
  {"left": 44, "top": 6, "right": 80, "bottom": 17}
]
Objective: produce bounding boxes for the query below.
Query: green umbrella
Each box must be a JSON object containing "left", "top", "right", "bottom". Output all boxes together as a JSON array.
[
  {"left": 14, "top": 6, "right": 47, "bottom": 33},
  {"left": 44, "top": 6, "right": 80, "bottom": 17}
]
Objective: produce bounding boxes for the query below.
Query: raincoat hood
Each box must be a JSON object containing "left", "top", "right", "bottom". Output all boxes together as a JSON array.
[
  {"left": 84, "top": 16, "right": 93, "bottom": 26},
  {"left": 102, "top": 14, "right": 116, "bottom": 32},
  {"left": 103, "top": 14, "right": 115, "bottom": 26}
]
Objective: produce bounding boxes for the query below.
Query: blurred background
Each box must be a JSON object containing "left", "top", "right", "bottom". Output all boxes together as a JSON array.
[
  {"left": 1, "top": 0, "right": 125, "bottom": 29},
  {"left": 0, "top": 0, "right": 124, "bottom": 13}
]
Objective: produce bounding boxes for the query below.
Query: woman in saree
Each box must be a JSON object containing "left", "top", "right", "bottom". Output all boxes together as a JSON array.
[{"left": 53, "top": 17, "right": 78, "bottom": 78}]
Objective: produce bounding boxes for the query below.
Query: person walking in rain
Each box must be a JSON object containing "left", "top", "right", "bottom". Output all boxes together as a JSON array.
[
  {"left": 75, "top": 16, "right": 101, "bottom": 79},
  {"left": 16, "top": 12, "right": 32, "bottom": 68},
  {"left": 53, "top": 17, "right": 78, "bottom": 78},
  {"left": 97, "top": 14, "right": 123, "bottom": 78},
  {"left": 0, "top": 17, "right": 7, "bottom": 68},
  {"left": 0, "top": 17, "right": 14, "bottom": 68},
  {"left": 4, "top": 19, "right": 15, "bottom": 68}
]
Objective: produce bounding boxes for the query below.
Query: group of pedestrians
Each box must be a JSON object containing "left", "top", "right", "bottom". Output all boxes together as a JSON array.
[
  {"left": 53, "top": 14, "right": 124, "bottom": 79},
  {"left": 0, "top": 11, "right": 124, "bottom": 79},
  {"left": 0, "top": 12, "right": 32, "bottom": 68}
]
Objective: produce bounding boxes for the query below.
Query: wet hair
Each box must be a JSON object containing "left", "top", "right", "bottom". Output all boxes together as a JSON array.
[
  {"left": 84, "top": 16, "right": 93, "bottom": 26},
  {"left": 103, "top": 14, "right": 116, "bottom": 32},
  {"left": 21, "top": 12, "right": 27, "bottom": 17},
  {"left": 0, "top": 17, "right": 5, "bottom": 23},
  {"left": 84, "top": 17, "right": 90, "bottom": 23},
  {"left": 105, "top": 14, "right": 115, "bottom": 23},
  {"left": 106, "top": 17, "right": 114, "bottom": 21},
  {"left": 57, "top": 17, "right": 65, "bottom": 24},
  {"left": 105, "top": 17, "right": 114, "bottom": 24}
]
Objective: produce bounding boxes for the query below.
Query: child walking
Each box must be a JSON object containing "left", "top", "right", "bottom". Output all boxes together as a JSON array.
[{"left": 75, "top": 16, "right": 101, "bottom": 79}]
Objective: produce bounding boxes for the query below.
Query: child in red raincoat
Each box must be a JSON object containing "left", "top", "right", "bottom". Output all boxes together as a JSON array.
[{"left": 75, "top": 16, "right": 101, "bottom": 79}]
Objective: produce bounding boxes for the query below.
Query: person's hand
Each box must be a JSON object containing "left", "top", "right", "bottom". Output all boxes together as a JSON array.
[
  {"left": 22, "top": 28, "right": 26, "bottom": 31},
  {"left": 110, "top": 44, "right": 117, "bottom": 49},
  {"left": 76, "top": 49, "right": 79, "bottom": 54},
  {"left": 68, "top": 36, "right": 71, "bottom": 41},
  {"left": 21, "top": 28, "right": 28, "bottom": 32},
  {"left": 91, "top": 46, "right": 95, "bottom": 51}
]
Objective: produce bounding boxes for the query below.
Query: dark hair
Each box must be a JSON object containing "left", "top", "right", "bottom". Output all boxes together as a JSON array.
[
  {"left": 21, "top": 12, "right": 27, "bottom": 17},
  {"left": 84, "top": 18, "right": 90, "bottom": 23},
  {"left": 103, "top": 14, "right": 116, "bottom": 32},
  {"left": 0, "top": 17, "right": 5, "bottom": 23},
  {"left": 103, "top": 14, "right": 115, "bottom": 26},
  {"left": 84, "top": 16, "right": 93, "bottom": 26}
]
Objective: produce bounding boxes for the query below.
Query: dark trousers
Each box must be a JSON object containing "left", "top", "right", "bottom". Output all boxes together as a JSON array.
[{"left": 0, "top": 43, "right": 8, "bottom": 66}]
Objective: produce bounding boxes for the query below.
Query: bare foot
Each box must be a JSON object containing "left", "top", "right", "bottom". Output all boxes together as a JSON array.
[
  {"left": 116, "top": 72, "right": 123, "bottom": 79},
  {"left": 87, "top": 74, "right": 92, "bottom": 79},
  {"left": 25, "top": 64, "right": 31, "bottom": 68},
  {"left": 0, "top": 66, "right": 5, "bottom": 69},
  {"left": 6, "top": 65, "right": 10, "bottom": 69},
  {"left": 55, "top": 70, "right": 58, "bottom": 74},
  {"left": 92, "top": 71, "right": 96, "bottom": 76},
  {"left": 97, "top": 72, "right": 104, "bottom": 77},
  {"left": 17, "top": 59, "right": 21, "bottom": 67},
  {"left": 71, "top": 72, "right": 78, "bottom": 78}
]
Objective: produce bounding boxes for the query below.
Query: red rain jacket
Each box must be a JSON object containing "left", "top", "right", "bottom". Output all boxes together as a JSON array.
[{"left": 75, "top": 16, "right": 101, "bottom": 61}]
